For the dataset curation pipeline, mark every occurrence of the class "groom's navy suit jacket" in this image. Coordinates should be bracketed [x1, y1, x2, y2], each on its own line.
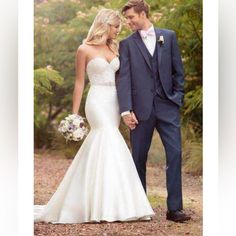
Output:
[117, 28, 184, 121]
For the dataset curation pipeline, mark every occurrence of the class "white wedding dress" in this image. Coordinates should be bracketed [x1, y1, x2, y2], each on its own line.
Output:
[34, 57, 155, 224]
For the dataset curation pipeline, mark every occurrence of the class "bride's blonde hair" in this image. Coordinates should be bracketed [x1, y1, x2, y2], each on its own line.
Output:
[84, 9, 121, 55]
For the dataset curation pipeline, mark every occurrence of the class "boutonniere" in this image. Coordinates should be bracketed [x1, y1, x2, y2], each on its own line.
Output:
[157, 35, 164, 45]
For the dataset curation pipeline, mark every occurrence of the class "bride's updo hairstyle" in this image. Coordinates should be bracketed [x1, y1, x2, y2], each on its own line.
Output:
[84, 9, 121, 55]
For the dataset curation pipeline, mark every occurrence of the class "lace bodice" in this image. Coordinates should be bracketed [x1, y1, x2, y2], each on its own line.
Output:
[86, 57, 120, 86]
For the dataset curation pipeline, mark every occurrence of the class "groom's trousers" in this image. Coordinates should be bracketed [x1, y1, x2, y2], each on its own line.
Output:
[130, 94, 183, 211]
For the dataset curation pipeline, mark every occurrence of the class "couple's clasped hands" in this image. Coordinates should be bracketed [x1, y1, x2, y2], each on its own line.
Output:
[123, 112, 139, 130]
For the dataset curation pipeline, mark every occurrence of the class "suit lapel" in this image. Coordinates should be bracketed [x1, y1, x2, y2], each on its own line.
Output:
[155, 28, 162, 67]
[133, 32, 152, 70]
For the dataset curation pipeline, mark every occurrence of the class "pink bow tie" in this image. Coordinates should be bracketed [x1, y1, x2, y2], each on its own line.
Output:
[139, 28, 155, 39]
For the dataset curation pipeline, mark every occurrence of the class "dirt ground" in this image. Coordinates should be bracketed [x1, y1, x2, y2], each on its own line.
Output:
[34, 151, 202, 236]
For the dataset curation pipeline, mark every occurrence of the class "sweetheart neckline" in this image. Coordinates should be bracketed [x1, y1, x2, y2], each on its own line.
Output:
[86, 57, 118, 70]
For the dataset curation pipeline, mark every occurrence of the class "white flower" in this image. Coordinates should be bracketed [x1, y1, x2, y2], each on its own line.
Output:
[69, 114, 77, 119]
[73, 118, 82, 126]
[73, 129, 83, 139]
[58, 127, 63, 132]
[64, 121, 70, 128]
[62, 126, 68, 132]
[158, 35, 164, 45]
[46, 65, 53, 70]
[58, 114, 89, 141]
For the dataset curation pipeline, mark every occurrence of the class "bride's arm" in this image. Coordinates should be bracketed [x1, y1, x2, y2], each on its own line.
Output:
[72, 46, 86, 114]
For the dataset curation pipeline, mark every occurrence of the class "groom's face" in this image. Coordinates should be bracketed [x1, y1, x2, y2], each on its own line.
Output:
[124, 8, 146, 31]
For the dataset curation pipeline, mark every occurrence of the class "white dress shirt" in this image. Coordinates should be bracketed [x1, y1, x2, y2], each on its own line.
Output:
[139, 24, 156, 56]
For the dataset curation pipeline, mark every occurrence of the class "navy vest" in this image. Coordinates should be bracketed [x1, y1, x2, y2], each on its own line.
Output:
[147, 43, 167, 99]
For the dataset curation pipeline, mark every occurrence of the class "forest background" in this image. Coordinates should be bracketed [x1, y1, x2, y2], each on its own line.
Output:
[34, 0, 202, 176]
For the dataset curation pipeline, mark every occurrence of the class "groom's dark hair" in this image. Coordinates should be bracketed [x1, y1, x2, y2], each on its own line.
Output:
[122, 0, 150, 18]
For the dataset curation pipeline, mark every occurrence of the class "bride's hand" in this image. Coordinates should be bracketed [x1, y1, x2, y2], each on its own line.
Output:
[131, 112, 138, 125]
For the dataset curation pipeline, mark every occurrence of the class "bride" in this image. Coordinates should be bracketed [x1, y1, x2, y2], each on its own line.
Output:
[34, 8, 155, 224]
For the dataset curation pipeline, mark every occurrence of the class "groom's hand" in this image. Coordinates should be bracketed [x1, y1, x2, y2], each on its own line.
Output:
[122, 114, 136, 130]
[122, 113, 138, 130]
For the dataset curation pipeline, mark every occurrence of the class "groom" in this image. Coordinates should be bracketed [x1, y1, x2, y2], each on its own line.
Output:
[117, 0, 191, 223]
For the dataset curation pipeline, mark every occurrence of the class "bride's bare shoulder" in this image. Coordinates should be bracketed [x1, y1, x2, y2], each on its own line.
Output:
[77, 44, 87, 53]
[76, 44, 90, 60]
[77, 44, 94, 58]
[78, 43, 94, 52]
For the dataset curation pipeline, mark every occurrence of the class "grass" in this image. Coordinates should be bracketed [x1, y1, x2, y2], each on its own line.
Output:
[147, 128, 202, 176]
[148, 194, 166, 207]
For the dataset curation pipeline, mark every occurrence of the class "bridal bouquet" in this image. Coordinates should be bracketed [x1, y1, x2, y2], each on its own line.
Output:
[58, 114, 89, 142]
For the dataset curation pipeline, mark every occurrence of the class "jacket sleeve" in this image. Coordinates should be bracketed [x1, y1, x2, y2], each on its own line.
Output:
[117, 40, 133, 114]
[171, 31, 185, 100]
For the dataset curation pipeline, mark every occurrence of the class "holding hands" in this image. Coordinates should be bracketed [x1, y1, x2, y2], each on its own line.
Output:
[122, 112, 138, 130]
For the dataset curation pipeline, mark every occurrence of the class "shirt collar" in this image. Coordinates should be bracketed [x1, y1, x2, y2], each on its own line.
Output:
[139, 24, 154, 33]
[139, 24, 155, 38]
